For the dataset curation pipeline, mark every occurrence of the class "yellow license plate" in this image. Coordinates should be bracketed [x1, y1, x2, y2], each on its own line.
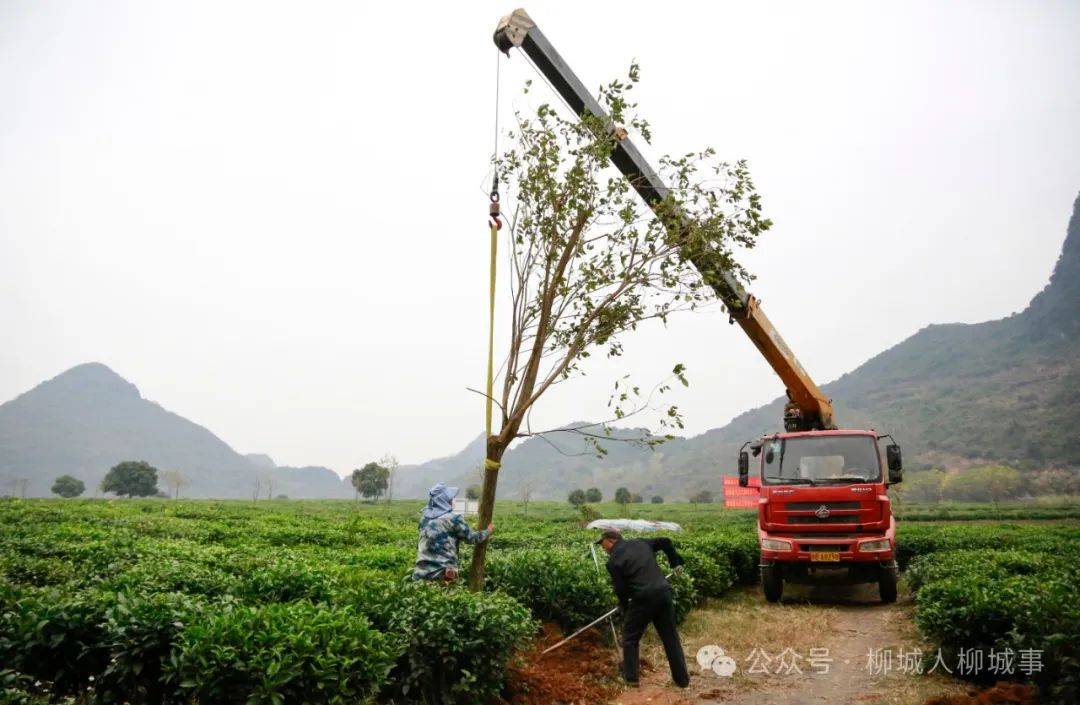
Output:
[810, 551, 840, 562]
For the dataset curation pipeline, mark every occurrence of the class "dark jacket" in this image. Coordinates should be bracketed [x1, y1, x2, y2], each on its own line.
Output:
[605, 537, 684, 611]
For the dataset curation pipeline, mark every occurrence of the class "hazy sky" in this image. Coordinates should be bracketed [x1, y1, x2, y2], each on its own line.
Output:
[2, 1, 1078, 475]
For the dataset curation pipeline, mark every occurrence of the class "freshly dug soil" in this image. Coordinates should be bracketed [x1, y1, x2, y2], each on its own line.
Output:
[503, 623, 623, 705]
[922, 681, 1037, 705]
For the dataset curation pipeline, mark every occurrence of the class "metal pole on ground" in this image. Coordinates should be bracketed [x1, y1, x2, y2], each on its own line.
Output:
[590, 544, 621, 653]
[541, 606, 621, 655]
[541, 569, 674, 656]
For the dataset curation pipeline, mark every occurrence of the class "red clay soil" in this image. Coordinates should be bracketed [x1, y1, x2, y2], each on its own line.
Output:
[922, 681, 1037, 705]
[503, 623, 623, 705]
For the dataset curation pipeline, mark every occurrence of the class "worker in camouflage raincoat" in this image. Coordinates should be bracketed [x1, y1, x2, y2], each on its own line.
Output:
[412, 482, 494, 582]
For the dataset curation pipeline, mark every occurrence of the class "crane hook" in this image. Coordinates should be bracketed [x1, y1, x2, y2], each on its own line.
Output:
[489, 174, 502, 230]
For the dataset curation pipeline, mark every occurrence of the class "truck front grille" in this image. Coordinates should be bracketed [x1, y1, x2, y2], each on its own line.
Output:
[785, 501, 860, 511]
[788, 516, 858, 525]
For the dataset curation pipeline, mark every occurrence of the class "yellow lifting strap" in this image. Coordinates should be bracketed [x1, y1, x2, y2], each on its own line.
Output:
[485, 48, 503, 474]
[486, 181, 501, 470]
[485, 218, 498, 440]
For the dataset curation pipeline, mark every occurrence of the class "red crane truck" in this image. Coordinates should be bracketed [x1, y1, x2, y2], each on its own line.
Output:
[493, 9, 905, 604]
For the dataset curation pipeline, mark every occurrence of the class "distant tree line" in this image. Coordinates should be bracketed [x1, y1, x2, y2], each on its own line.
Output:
[898, 465, 1079, 503]
[567, 487, 665, 506]
[567, 487, 603, 505]
[45, 461, 196, 500]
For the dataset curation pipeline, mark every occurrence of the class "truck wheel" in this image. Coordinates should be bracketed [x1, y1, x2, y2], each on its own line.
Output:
[878, 566, 898, 603]
[761, 565, 783, 603]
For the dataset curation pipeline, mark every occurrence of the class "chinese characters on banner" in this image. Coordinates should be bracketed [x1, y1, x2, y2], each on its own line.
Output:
[722, 474, 760, 509]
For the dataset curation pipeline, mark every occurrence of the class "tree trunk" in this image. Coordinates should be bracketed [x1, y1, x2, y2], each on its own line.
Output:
[467, 435, 508, 591]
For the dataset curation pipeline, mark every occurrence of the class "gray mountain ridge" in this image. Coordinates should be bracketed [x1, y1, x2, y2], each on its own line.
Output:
[0, 363, 352, 499]
[393, 190, 1080, 499]
[3, 192, 1077, 499]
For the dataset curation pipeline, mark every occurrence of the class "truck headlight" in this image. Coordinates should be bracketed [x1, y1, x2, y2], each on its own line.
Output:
[859, 538, 891, 552]
[760, 538, 792, 551]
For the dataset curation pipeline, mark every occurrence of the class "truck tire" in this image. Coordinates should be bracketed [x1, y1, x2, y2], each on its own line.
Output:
[761, 565, 783, 603]
[878, 565, 898, 603]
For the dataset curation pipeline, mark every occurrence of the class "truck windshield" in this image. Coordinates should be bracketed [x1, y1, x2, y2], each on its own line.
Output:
[762, 435, 881, 485]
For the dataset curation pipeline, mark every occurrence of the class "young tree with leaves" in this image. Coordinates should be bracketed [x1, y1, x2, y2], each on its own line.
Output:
[102, 461, 159, 498]
[51, 475, 85, 498]
[352, 462, 389, 502]
[467, 67, 769, 589]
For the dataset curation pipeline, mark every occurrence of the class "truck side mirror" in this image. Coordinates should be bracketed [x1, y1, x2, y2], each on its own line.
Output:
[886, 444, 902, 484]
[738, 451, 749, 487]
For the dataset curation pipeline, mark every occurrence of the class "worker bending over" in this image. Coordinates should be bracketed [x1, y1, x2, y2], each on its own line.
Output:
[598, 528, 690, 688]
[412, 482, 493, 582]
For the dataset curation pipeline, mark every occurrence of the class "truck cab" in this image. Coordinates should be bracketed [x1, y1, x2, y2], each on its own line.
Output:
[739, 430, 903, 603]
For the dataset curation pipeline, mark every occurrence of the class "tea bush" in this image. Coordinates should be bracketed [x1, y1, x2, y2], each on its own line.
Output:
[101, 558, 240, 597]
[0, 555, 77, 588]
[98, 591, 206, 704]
[383, 582, 535, 705]
[667, 568, 698, 623]
[895, 522, 1080, 569]
[679, 547, 735, 598]
[905, 549, 1064, 592]
[238, 560, 339, 603]
[485, 548, 614, 630]
[333, 578, 538, 704]
[166, 601, 400, 705]
[910, 548, 1079, 703]
[0, 669, 53, 705]
[0, 586, 111, 697]
[683, 531, 759, 585]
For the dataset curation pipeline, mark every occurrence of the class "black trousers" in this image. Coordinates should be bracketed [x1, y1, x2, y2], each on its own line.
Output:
[621, 586, 690, 687]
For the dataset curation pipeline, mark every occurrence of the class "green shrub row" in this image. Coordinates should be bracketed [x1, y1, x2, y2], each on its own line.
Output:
[3, 498, 1076, 704]
[682, 530, 760, 586]
[0, 579, 534, 705]
[483, 542, 713, 632]
[485, 549, 616, 630]
[895, 522, 1080, 569]
[166, 600, 399, 705]
[909, 548, 1079, 704]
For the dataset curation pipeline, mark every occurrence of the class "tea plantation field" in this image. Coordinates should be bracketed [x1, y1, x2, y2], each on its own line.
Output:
[1, 498, 1076, 704]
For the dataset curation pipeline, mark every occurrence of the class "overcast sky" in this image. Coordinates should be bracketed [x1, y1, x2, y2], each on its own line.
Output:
[2, 1, 1078, 474]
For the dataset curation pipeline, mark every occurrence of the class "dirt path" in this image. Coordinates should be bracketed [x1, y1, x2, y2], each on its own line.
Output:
[611, 584, 967, 705]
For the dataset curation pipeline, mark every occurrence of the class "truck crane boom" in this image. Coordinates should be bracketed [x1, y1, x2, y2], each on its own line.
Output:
[494, 8, 835, 432]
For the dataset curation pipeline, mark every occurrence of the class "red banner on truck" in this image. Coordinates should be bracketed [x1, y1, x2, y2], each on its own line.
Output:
[722, 474, 760, 509]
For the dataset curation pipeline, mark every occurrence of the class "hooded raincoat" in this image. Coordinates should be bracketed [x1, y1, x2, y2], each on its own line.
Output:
[412, 482, 491, 581]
